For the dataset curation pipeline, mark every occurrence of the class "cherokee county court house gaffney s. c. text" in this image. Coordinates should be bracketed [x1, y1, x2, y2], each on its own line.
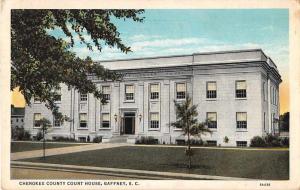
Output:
[24, 49, 281, 147]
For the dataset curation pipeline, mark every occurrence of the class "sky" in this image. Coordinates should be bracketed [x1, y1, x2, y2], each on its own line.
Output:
[12, 9, 289, 113]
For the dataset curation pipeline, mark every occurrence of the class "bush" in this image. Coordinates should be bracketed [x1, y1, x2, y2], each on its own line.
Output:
[264, 134, 281, 147]
[53, 136, 76, 142]
[135, 136, 158, 144]
[36, 131, 43, 141]
[190, 139, 204, 146]
[250, 136, 267, 147]
[11, 127, 31, 141]
[280, 137, 289, 147]
[93, 136, 102, 143]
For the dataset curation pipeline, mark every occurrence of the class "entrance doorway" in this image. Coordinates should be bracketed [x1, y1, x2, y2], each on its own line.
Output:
[121, 112, 135, 135]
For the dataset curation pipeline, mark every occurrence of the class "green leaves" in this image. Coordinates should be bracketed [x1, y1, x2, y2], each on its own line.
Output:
[11, 9, 144, 117]
[171, 95, 212, 137]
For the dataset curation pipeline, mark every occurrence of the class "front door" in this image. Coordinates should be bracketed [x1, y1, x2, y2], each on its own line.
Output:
[123, 112, 135, 135]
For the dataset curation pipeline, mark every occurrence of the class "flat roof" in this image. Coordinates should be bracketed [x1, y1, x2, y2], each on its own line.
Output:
[95, 49, 277, 71]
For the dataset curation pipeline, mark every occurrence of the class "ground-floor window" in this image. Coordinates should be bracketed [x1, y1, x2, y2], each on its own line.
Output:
[236, 141, 247, 147]
[101, 113, 110, 128]
[236, 112, 247, 129]
[79, 113, 87, 128]
[54, 113, 61, 127]
[33, 113, 41, 128]
[206, 140, 217, 146]
[207, 112, 217, 129]
[78, 137, 87, 142]
[150, 113, 159, 129]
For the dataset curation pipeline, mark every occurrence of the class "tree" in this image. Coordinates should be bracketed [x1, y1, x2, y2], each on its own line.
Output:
[36, 118, 52, 159]
[171, 95, 212, 169]
[279, 112, 289, 132]
[11, 9, 144, 120]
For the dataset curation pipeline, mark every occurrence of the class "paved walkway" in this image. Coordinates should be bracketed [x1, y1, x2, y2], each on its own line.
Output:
[11, 143, 130, 160]
[11, 161, 252, 180]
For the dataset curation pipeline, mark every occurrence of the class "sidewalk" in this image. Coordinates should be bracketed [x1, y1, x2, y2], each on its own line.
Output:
[11, 143, 130, 160]
[11, 161, 252, 180]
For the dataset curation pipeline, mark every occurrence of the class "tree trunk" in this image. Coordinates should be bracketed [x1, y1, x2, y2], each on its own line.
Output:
[43, 128, 45, 160]
[187, 126, 191, 169]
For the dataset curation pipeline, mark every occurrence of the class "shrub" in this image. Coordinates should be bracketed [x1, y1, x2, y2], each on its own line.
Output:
[11, 127, 31, 141]
[36, 131, 43, 141]
[53, 136, 76, 142]
[93, 136, 102, 143]
[264, 134, 281, 147]
[250, 136, 267, 147]
[135, 136, 158, 144]
[190, 139, 203, 146]
[280, 137, 289, 147]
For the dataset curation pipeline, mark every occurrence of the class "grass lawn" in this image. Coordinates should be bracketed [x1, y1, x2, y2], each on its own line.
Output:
[21, 146, 289, 180]
[11, 142, 87, 153]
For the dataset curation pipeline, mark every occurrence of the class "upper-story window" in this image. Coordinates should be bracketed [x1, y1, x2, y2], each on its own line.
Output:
[101, 113, 110, 128]
[79, 113, 87, 128]
[80, 93, 88, 102]
[33, 113, 41, 128]
[125, 85, 134, 101]
[54, 90, 61, 102]
[102, 86, 111, 101]
[34, 97, 41, 103]
[150, 84, 159, 100]
[236, 112, 247, 129]
[235, 80, 247, 98]
[150, 113, 159, 129]
[206, 82, 217, 99]
[207, 112, 217, 129]
[176, 83, 186, 99]
[54, 113, 61, 127]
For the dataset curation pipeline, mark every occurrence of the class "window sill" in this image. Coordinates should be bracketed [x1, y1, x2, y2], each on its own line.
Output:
[175, 99, 185, 102]
[208, 128, 217, 131]
[34, 102, 41, 104]
[99, 128, 112, 130]
[235, 98, 247, 100]
[124, 100, 135, 103]
[148, 128, 160, 131]
[149, 99, 159, 102]
[206, 98, 217, 101]
[77, 128, 88, 130]
[53, 127, 62, 129]
[236, 130, 248, 132]
[33, 127, 41, 129]
[173, 128, 183, 131]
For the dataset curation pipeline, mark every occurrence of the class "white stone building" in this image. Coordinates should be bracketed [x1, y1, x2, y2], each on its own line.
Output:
[24, 49, 281, 146]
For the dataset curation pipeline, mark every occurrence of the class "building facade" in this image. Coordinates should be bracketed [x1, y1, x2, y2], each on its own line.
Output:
[24, 49, 281, 146]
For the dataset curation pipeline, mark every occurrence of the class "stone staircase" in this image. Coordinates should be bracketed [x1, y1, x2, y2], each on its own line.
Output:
[106, 135, 137, 144]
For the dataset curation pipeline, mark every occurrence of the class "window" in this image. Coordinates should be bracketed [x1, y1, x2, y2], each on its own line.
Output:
[207, 112, 217, 128]
[80, 93, 88, 102]
[236, 141, 247, 147]
[16, 118, 18, 122]
[236, 112, 247, 129]
[150, 113, 159, 129]
[34, 113, 41, 128]
[263, 82, 266, 101]
[54, 114, 61, 127]
[21, 119, 23, 122]
[54, 94, 61, 102]
[125, 85, 134, 101]
[206, 140, 217, 146]
[176, 83, 186, 99]
[235, 81, 247, 98]
[79, 113, 87, 128]
[101, 113, 110, 128]
[206, 82, 217, 99]
[78, 137, 87, 142]
[34, 97, 41, 103]
[150, 84, 159, 100]
[102, 86, 111, 101]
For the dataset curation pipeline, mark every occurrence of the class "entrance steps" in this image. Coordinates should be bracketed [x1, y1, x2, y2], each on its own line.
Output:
[107, 135, 137, 144]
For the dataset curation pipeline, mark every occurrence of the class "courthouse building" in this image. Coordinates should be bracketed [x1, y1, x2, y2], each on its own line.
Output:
[24, 49, 281, 147]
